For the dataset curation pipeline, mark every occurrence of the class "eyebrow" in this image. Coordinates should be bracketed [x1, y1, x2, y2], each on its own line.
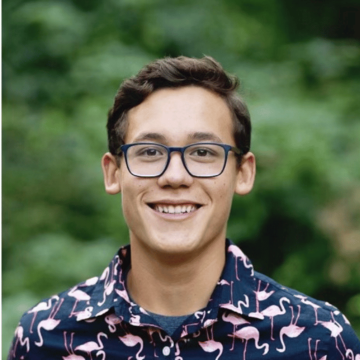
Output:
[132, 131, 223, 144]
[188, 132, 223, 143]
[133, 132, 167, 142]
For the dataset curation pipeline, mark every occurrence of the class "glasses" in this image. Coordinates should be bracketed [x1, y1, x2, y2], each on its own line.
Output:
[118, 142, 242, 178]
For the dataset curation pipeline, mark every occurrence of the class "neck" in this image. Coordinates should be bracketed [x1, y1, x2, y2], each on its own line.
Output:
[126, 238, 226, 316]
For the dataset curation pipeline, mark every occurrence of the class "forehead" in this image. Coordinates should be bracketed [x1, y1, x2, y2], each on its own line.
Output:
[125, 86, 235, 145]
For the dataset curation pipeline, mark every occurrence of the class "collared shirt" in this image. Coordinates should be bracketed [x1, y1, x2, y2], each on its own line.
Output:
[8, 239, 360, 360]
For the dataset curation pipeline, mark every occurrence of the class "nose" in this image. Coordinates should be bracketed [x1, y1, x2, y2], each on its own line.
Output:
[157, 152, 194, 188]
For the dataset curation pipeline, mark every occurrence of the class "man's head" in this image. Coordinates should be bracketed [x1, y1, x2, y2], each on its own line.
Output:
[106, 56, 251, 165]
[102, 56, 255, 259]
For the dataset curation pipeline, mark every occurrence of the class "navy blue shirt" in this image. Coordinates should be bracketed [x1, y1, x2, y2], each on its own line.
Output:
[8, 240, 360, 359]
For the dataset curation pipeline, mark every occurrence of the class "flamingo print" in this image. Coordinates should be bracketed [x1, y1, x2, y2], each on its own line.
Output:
[105, 314, 123, 333]
[199, 340, 223, 360]
[118, 334, 145, 360]
[276, 305, 305, 352]
[295, 295, 321, 325]
[28, 295, 59, 333]
[198, 323, 223, 360]
[115, 288, 131, 304]
[308, 337, 321, 360]
[181, 322, 199, 337]
[75, 332, 108, 360]
[81, 276, 99, 287]
[261, 297, 291, 340]
[228, 245, 254, 279]
[63, 331, 85, 360]
[230, 326, 269, 360]
[222, 312, 250, 350]
[254, 280, 274, 313]
[221, 284, 250, 315]
[11, 325, 30, 357]
[346, 349, 360, 360]
[35, 298, 63, 347]
[68, 287, 91, 317]
[318, 312, 346, 359]
[76, 306, 93, 321]
[96, 350, 106, 360]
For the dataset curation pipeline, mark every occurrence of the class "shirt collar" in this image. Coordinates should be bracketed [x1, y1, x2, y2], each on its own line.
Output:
[77, 239, 263, 322]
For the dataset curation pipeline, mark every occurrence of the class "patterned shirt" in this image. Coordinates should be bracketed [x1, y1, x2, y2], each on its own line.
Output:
[8, 239, 360, 360]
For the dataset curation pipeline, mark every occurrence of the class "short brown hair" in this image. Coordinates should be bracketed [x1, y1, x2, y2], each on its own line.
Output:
[107, 56, 251, 162]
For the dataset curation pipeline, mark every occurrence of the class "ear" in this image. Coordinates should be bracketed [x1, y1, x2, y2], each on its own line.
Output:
[101, 153, 121, 194]
[234, 152, 256, 196]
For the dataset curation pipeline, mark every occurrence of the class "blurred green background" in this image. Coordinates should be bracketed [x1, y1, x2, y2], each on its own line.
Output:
[3, 0, 360, 354]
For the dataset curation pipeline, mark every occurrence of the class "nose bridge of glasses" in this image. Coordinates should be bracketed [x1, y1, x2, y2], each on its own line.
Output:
[167, 146, 186, 165]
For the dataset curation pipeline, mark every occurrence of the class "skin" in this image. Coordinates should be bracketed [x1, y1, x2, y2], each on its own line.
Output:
[102, 86, 256, 315]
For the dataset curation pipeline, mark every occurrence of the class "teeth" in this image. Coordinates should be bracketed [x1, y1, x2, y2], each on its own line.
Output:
[154, 204, 197, 214]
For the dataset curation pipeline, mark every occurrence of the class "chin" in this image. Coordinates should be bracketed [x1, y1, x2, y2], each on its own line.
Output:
[147, 231, 210, 257]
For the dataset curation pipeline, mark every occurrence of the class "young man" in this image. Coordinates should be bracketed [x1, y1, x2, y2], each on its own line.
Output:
[9, 56, 360, 359]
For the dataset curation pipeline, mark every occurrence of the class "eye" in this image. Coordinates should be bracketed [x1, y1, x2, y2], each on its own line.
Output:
[142, 148, 161, 156]
[193, 149, 212, 157]
[133, 144, 166, 158]
[189, 146, 217, 157]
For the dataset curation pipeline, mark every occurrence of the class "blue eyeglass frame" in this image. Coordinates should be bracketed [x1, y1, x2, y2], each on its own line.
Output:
[118, 142, 242, 178]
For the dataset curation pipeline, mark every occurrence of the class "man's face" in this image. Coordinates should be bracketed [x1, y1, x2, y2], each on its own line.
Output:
[103, 86, 255, 258]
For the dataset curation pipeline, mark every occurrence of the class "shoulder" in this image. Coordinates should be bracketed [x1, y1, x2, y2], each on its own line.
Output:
[253, 271, 360, 358]
[8, 275, 100, 360]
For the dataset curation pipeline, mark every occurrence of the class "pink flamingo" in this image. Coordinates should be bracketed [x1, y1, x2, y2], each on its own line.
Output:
[118, 334, 145, 360]
[255, 281, 275, 301]
[98, 279, 116, 306]
[28, 295, 59, 333]
[318, 312, 346, 359]
[276, 305, 305, 352]
[96, 350, 106, 360]
[222, 312, 250, 350]
[115, 288, 132, 304]
[308, 337, 321, 360]
[81, 277, 99, 287]
[11, 325, 30, 357]
[199, 340, 223, 360]
[198, 322, 223, 359]
[218, 279, 230, 286]
[76, 306, 93, 321]
[105, 314, 123, 333]
[261, 297, 290, 340]
[35, 319, 61, 347]
[35, 298, 63, 347]
[254, 280, 274, 313]
[181, 322, 199, 337]
[68, 287, 91, 317]
[230, 326, 269, 360]
[295, 295, 321, 324]
[221, 293, 250, 315]
[228, 245, 253, 279]
[63, 331, 85, 360]
[75, 332, 108, 360]
[346, 349, 360, 360]
[195, 310, 206, 321]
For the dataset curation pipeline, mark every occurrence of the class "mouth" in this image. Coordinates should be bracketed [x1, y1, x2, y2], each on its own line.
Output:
[148, 203, 202, 214]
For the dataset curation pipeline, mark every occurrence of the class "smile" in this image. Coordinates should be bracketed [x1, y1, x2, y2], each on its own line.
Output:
[148, 203, 201, 214]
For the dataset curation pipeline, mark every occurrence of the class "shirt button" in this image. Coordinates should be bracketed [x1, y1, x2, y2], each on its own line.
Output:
[162, 346, 171, 356]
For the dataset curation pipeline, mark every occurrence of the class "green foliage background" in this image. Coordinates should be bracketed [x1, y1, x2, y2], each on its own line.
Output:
[3, 0, 360, 354]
